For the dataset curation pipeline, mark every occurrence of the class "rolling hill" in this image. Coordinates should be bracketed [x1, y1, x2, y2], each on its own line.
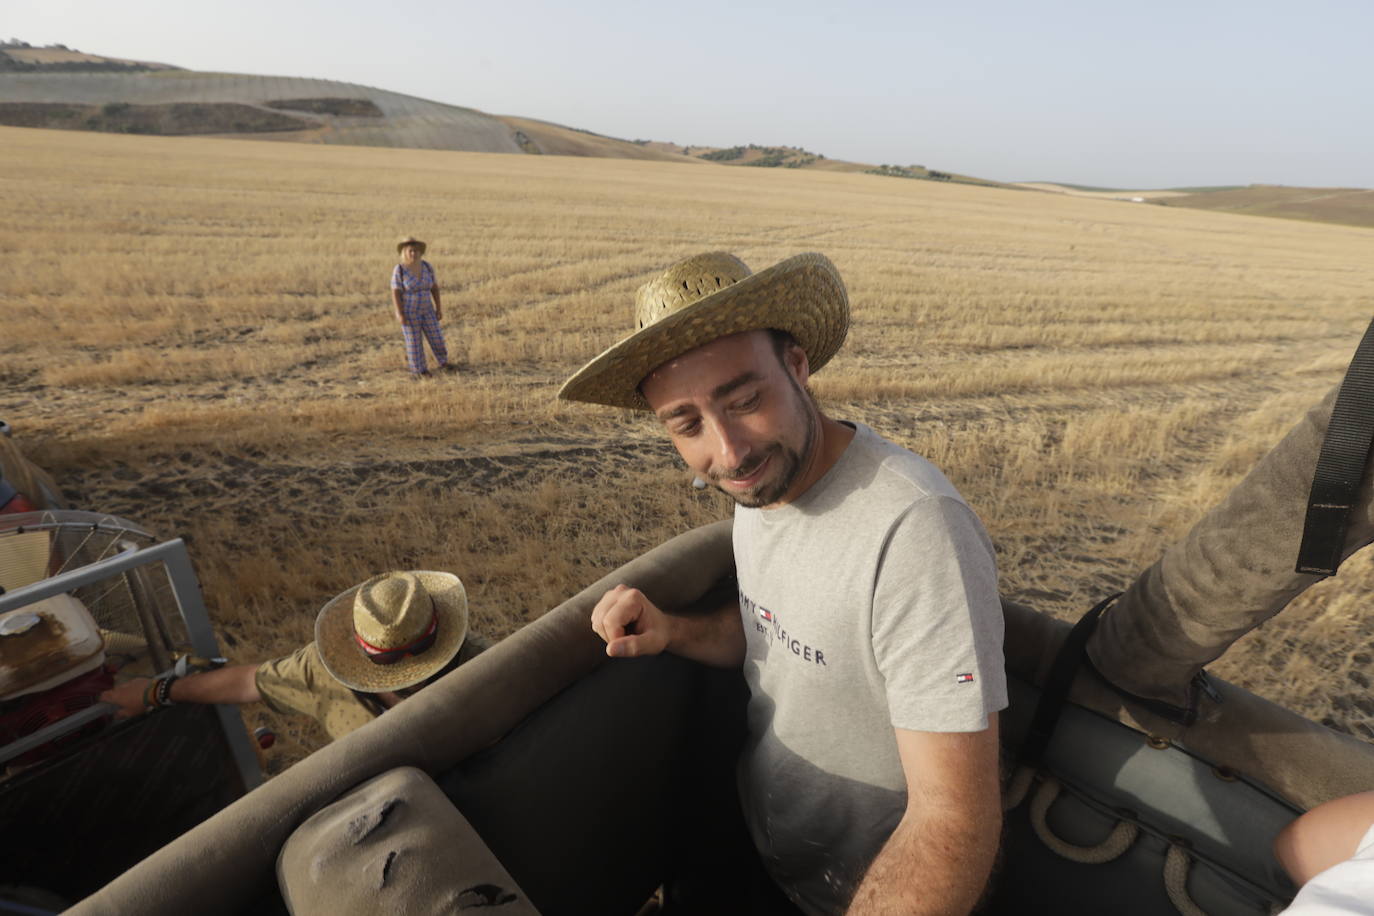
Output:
[1155, 185, 1374, 231]
[0, 41, 982, 182]
[1022, 182, 1374, 231]
[0, 69, 532, 154]
[11, 40, 1370, 229]
[0, 42, 180, 72]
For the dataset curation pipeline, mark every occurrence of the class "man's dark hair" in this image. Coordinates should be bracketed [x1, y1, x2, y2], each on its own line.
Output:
[766, 328, 801, 367]
[767, 328, 820, 405]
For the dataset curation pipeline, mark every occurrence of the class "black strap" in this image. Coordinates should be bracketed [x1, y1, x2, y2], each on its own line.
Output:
[1018, 594, 1117, 768]
[1296, 317, 1374, 576]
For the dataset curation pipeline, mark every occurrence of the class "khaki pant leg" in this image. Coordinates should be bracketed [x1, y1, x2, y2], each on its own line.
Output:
[1088, 384, 1374, 706]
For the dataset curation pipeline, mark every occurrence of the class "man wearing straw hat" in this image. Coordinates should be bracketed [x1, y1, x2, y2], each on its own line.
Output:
[101, 571, 485, 741]
[561, 252, 1007, 915]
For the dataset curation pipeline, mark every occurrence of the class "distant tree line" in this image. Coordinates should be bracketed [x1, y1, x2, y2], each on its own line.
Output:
[701, 146, 747, 161]
[865, 164, 953, 181]
[699, 143, 825, 168]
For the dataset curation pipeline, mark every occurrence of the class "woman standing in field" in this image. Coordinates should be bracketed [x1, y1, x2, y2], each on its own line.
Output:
[391, 236, 453, 378]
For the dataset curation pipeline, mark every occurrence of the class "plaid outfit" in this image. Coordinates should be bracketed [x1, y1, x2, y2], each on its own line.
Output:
[391, 260, 448, 374]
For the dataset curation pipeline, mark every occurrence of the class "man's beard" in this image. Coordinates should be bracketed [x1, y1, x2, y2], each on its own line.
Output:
[709, 381, 819, 508]
[711, 442, 804, 508]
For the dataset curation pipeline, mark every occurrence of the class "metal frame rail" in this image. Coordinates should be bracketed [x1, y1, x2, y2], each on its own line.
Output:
[0, 537, 262, 789]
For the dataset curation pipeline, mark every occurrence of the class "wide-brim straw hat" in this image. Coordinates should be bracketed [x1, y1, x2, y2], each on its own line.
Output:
[315, 571, 468, 692]
[396, 236, 427, 255]
[558, 251, 849, 410]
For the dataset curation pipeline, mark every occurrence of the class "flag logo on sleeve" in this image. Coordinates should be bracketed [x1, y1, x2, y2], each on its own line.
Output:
[955, 672, 975, 684]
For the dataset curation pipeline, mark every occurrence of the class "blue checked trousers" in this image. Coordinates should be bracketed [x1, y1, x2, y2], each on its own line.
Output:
[400, 301, 448, 374]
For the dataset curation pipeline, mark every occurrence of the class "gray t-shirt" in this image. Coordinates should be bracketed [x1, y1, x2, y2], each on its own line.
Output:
[734, 423, 1007, 914]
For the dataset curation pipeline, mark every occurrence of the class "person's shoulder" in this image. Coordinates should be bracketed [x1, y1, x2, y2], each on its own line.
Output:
[848, 424, 962, 504]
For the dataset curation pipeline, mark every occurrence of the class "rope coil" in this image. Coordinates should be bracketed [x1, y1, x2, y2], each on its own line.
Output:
[1003, 765, 1036, 811]
[1028, 776, 1139, 865]
[1014, 772, 1219, 916]
[1164, 844, 1209, 916]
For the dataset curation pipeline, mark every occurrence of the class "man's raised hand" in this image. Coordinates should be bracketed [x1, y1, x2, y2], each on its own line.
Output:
[590, 584, 672, 658]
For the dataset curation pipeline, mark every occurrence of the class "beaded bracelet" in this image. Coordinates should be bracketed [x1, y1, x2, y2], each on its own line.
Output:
[155, 675, 179, 708]
[142, 678, 160, 711]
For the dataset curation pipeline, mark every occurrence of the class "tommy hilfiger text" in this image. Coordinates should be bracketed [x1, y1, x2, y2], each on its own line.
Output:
[740, 591, 828, 666]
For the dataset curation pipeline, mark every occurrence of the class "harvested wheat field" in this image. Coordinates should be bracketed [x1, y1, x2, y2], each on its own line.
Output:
[3, 125, 1373, 769]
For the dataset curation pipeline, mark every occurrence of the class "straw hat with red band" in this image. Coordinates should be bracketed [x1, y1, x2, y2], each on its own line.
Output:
[558, 251, 849, 411]
[315, 571, 468, 692]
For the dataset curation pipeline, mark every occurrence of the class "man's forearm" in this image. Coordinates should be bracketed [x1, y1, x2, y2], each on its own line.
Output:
[170, 664, 263, 706]
[668, 600, 745, 668]
[846, 803, 1000, 915]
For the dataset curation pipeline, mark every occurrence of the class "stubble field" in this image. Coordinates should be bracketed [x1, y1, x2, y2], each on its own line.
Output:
[3, 125, 1373, 766]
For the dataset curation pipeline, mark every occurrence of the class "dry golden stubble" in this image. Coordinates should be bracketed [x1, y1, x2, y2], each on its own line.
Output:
[3, 126, 1374, 757]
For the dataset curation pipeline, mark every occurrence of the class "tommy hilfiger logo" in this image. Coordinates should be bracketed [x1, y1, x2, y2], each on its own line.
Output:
[739, 591, 827, 667]
[955, 673, 975, 684]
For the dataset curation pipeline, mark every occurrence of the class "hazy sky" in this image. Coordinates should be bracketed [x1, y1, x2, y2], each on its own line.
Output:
[7, 0, 1373, 188]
